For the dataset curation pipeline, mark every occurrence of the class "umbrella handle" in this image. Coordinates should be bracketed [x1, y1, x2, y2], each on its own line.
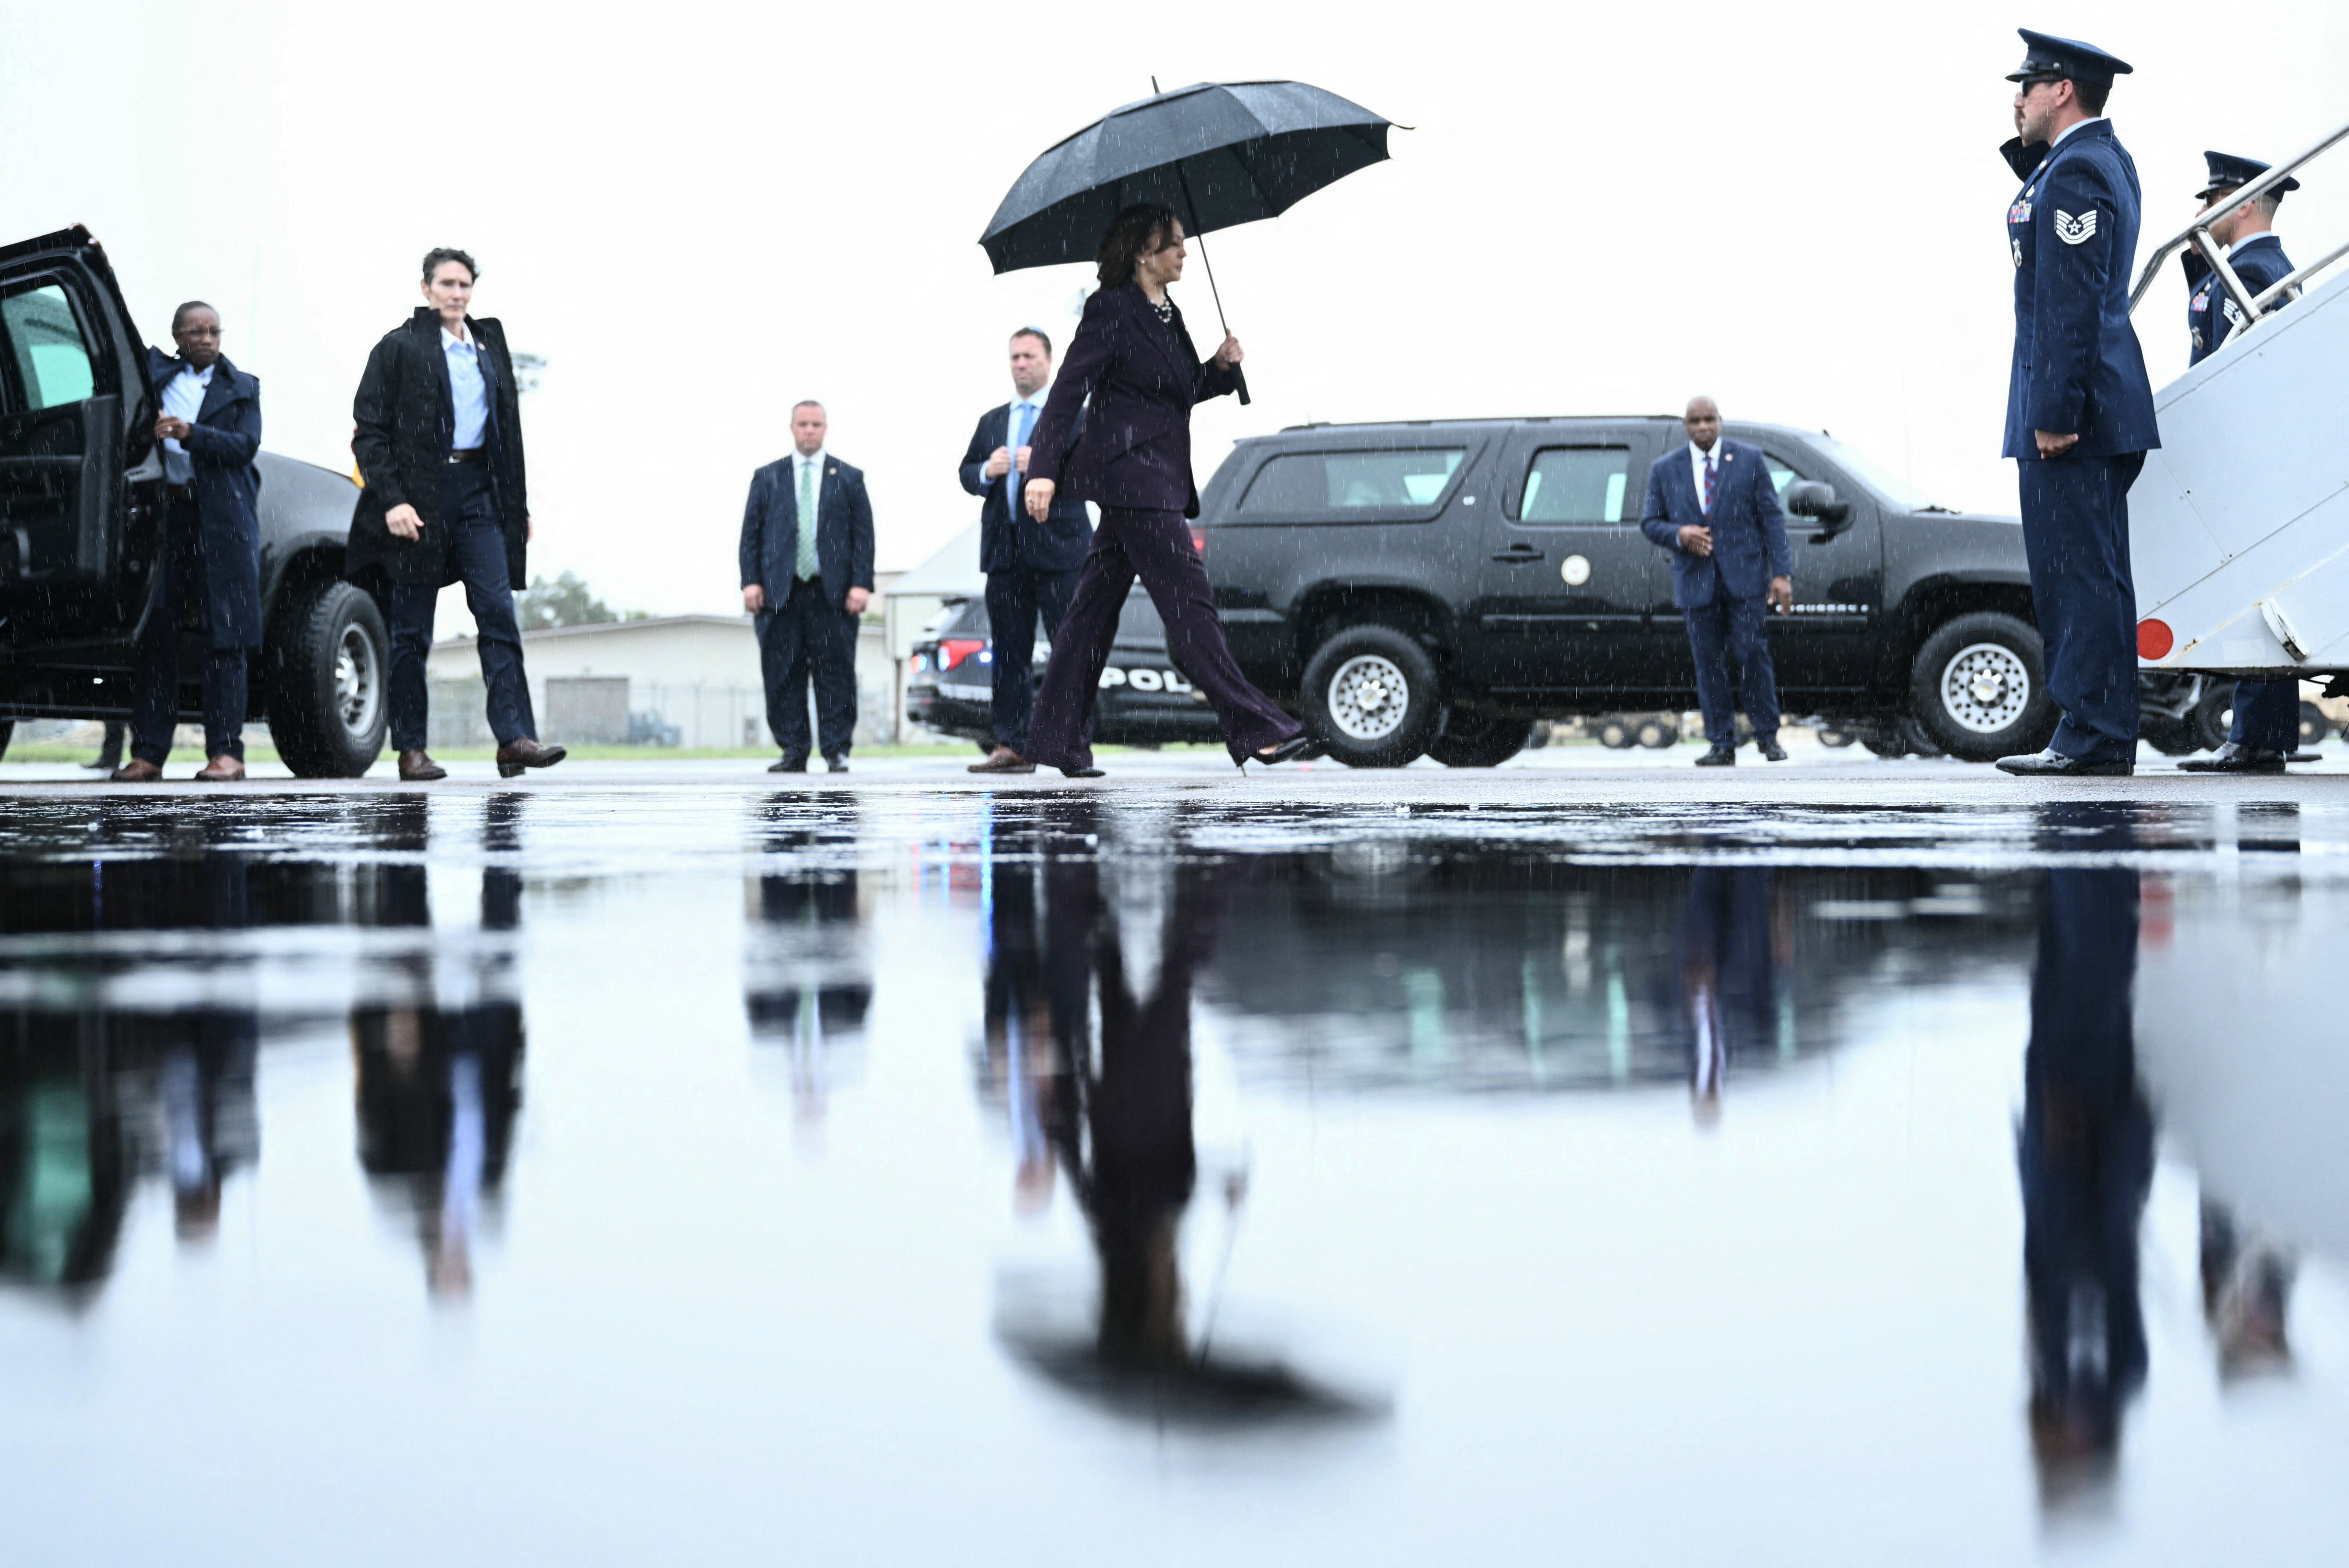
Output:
[1230, 363, 1252, 406]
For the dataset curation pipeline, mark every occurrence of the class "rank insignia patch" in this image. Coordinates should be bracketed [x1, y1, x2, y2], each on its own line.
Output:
[2055, 209, 2098, 246]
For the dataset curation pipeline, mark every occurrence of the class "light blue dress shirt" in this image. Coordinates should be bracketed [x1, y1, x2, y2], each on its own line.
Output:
[444, 325, 489, 451]
[1005, 395, 1040, 510]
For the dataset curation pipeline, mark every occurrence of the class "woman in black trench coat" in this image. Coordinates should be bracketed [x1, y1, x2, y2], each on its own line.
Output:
[1020, 204, 1313, 778]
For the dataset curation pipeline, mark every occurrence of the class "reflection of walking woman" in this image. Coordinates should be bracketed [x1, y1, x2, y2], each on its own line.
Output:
[1020, 204, 1313, 777]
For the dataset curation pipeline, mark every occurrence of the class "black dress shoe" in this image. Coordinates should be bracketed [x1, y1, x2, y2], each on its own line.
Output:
[1758, 737, 1789, 762]
[1059, 766, 1106, 779]
[1995, 748, 2134, 777]
[2288, 750, 2324, 765]
[1248, 733, 1323, 768]
[2178, 741, 2287, 773]
[824, 755, 849, 774]
[769, 756, 807, 773]
[1695, 745, 1736, 766]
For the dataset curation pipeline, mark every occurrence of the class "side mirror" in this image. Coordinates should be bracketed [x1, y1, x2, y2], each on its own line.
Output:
[1784, 480, 1852, 531]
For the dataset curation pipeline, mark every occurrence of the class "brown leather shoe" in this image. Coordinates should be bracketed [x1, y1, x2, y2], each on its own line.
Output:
[968, 745, 1036, 774]
[495, 737, 567, 778]
[109, 758, 164, 783]
[193, 754, 246, 781]
[399, 749, 448, 782]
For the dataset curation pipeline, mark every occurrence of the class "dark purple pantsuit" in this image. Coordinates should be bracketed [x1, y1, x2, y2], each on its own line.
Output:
[1019, 280, 1302, 773]
[1025, 508, 1299, 770]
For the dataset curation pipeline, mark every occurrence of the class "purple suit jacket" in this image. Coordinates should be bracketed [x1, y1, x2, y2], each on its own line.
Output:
[1024, 281, 1237, 519]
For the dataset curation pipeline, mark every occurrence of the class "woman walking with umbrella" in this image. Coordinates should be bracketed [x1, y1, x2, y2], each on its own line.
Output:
[1019, 203, 1313, 777]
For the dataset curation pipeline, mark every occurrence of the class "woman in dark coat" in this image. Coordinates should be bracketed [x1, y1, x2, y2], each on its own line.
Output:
[113, 302, 263, 782]
[347, 247, 562, 781]
[1020, 204, 1311, 777]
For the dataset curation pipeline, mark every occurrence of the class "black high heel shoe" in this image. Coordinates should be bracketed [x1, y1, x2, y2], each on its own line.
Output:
[1245, 733, 1322, 769]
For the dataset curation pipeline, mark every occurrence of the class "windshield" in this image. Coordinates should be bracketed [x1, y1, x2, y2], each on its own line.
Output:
[1801, 433, 1940, 513]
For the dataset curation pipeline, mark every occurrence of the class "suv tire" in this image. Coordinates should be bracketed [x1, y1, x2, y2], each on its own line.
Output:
[2192, 680, 2235, 752]
[1908, 612, 2058, 761]
[1428, 709, 1534, 768]
[1301, 624, 1441, 768]
[267, 580, 390, 778]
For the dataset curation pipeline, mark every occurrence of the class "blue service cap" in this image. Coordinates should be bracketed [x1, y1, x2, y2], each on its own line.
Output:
[2006, 29, 2134, 90]
[2199, 150, 2299, 200]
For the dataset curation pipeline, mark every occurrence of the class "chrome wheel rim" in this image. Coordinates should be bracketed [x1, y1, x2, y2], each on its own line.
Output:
[1940, 642, 2029, 734]
[336, 622, 382, 738]
[1326, 654, 1411, 741]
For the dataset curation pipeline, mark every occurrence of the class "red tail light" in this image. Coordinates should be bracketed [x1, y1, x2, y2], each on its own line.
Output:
[939, 638, 987, 671]
[2136, 619, 2174, 660]
[1189, 527, 1207, 556]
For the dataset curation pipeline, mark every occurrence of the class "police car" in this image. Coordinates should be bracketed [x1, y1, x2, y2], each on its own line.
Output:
[904, 587, 1222, 748]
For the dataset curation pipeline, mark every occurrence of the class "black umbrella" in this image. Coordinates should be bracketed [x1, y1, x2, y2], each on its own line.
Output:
[981, 79, 1402, 404]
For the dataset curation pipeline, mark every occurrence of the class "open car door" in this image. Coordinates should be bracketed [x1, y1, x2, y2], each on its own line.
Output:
[0, 226, 160, 640]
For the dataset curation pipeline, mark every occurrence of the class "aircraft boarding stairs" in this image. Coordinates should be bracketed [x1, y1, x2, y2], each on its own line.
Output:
[2130, 116, 2349, 676]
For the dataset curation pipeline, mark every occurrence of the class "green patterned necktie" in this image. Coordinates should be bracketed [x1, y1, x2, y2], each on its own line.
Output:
[795, 457, 819, 580]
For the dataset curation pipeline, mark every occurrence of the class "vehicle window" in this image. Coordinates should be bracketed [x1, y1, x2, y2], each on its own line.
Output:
[1520, 447, 1631, 523]
[1807, 432, 1936, 512]
[0, 283, 97, 410]
[1239, 449, 1466, 512]
[1761, 451, 1810, 498]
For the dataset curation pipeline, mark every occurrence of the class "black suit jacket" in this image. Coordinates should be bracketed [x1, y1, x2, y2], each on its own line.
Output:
[1025, 282, 1237, 519]
[959, 400, 1090, 573]
[738, 452, 875, 611]
[345, 307, 529, 591]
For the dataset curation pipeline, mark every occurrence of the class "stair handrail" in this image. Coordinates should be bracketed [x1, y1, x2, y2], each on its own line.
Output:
[2127, 115, 2349, 331]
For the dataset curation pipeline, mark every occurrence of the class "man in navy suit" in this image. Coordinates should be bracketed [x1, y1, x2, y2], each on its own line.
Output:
[113, 302, 263, 782]
[2176, 152, 2302, 773]
[738, 401, 875, 773]
[1640, 396, 1794, 766]
[1994, 30, 2161, 777]
[958, 328, 1092, 774]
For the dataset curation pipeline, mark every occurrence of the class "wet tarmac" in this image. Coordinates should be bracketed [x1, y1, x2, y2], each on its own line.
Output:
[4, 761, 2348, 1563]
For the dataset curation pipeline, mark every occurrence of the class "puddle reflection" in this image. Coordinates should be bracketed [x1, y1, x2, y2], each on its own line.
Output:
[2, 790, 2346, 1553]
[1, 795, 531, 1304]
[744, 796, 871, 1137]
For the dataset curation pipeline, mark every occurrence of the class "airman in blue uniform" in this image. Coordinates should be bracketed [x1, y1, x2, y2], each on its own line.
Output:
[1993, 31, 2161, 778]
[2175, 152, 2305, 773]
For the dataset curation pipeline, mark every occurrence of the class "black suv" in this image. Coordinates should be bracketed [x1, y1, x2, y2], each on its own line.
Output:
[0, 228, 385, 774]
[1193, 416, 2066, 766]
[906, 587, 1222, 748]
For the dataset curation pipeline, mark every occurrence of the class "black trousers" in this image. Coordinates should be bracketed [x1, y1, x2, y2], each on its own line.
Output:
[1026, 507, 1299, 769]
[2018, 452, 2143, 762]
[985, 562, 1081, 754]
[1682, 592, 1782, 746]
[758, 577, 858, 761]
[130, 498, 248, 765]
[2229, 679, 2299, 752]
[385, 464, 536, 751]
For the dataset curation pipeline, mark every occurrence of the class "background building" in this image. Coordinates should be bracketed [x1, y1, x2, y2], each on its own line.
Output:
[425, 613, 898, 750]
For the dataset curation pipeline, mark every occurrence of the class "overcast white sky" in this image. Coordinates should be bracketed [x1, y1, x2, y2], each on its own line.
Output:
[6, 0, 2346, 628]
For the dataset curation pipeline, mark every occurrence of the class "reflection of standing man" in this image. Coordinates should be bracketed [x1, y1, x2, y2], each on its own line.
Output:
[740, 402, 874, 774]
[1993, 33, 2160, 777]
[961, 329, 1092, 774]
[1674, 867, 1784, 1116]
[1640, 397, 1794, 767]
[2020, 850, 2151, 1481]
[2176, 152, 2302, 773]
